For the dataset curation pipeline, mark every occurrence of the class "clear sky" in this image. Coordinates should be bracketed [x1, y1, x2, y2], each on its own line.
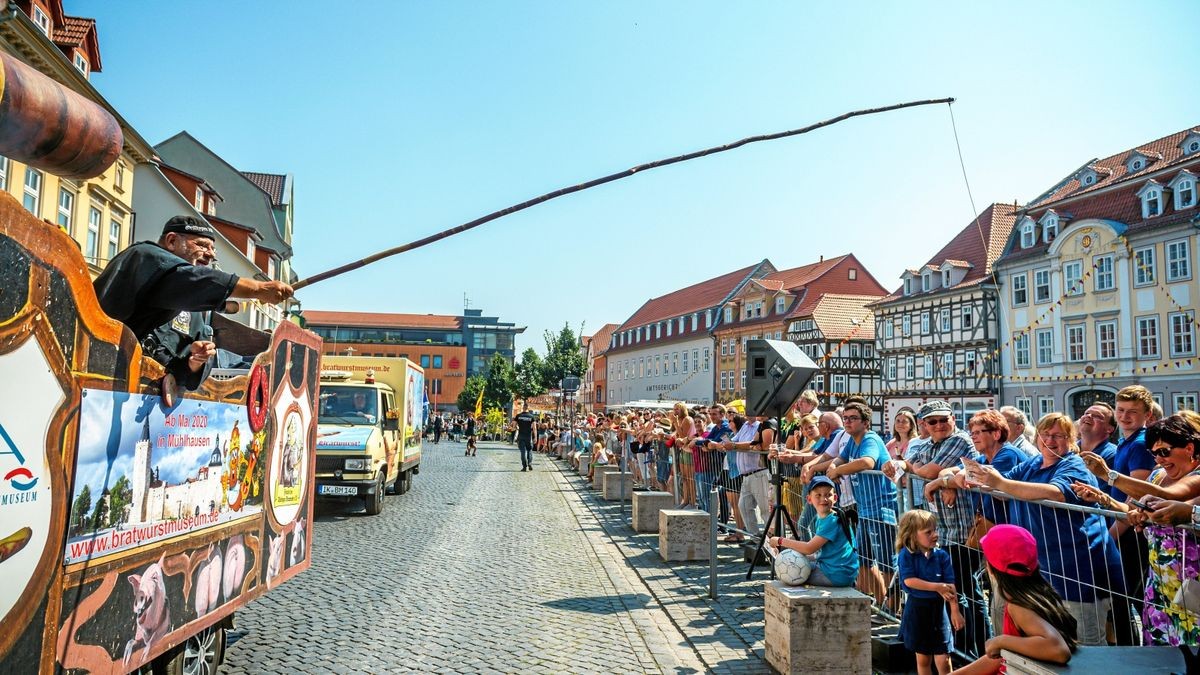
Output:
[80, 1, 1200, 355]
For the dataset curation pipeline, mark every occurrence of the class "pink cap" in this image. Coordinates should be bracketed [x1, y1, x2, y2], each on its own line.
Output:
[979, 524, 1039, 577]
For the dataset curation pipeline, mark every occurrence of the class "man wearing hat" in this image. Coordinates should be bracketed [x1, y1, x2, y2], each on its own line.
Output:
[93, 215, 294, 390]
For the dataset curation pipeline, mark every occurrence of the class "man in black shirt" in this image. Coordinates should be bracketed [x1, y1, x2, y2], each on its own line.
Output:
[465, 415, 478, 456]
[93, 216, 293, 390]
[514, 405, 536, 471]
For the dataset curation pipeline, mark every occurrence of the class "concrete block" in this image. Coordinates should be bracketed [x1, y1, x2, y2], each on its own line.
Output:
[658, 509, 710, 561]
[602, 472, 633, 500]
[1001, 646, 1185, 674]
[592, 465, 618, 490]
[633, 491, 675, 532]
[577, 457, 591, 476]
[764, 581, 871, 674]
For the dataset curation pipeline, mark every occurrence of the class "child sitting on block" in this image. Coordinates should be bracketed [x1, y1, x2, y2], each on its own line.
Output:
[768, 475, 859, 587]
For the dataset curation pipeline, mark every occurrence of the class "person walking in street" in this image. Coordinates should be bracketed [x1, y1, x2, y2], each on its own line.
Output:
[514, 405, 536, 471]
[465, 415, 478, 456]
[433, 413, 444, 444]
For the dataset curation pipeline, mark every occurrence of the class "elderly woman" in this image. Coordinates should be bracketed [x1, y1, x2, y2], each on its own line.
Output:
[966, 412, 1124, 647]
[1086, 414, 1200, 646]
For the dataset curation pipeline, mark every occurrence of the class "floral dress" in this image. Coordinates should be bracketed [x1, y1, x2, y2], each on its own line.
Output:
[1142, 468, 1200, 646]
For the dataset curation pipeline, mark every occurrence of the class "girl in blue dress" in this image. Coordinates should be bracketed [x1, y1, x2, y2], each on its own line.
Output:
[897, 509, 963, 674]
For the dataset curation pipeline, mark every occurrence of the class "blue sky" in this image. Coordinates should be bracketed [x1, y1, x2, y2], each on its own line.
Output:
[80, 1, 1200, 355]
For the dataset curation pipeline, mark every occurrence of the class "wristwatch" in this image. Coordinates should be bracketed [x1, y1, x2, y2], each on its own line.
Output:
[1191, 505, 1200, 526]
[942, 474, 951, 486]
[1107, 469, 1120, 484]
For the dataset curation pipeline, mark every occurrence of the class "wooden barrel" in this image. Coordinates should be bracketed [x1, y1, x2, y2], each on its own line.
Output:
[0, 51, 123, 179]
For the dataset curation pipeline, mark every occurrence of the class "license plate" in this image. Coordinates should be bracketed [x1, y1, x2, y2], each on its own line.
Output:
[319, 485, 357, 496]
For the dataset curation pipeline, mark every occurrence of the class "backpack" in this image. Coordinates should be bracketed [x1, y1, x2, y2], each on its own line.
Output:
[831, 505, 857, 545]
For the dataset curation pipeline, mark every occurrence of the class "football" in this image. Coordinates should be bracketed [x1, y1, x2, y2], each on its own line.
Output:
[775, 549, 812, 585]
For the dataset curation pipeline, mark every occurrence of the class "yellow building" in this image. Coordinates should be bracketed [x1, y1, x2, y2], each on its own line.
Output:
[0, 1, 155, 275]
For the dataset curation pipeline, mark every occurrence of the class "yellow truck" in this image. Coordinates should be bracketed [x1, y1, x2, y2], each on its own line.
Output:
[316, 356, 424, 514]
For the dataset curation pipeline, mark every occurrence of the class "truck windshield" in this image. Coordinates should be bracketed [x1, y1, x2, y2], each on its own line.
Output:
[319, 385, 378, 424]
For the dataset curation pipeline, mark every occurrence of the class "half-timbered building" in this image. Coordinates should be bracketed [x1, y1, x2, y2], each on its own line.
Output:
[872, 203, 1017, 429]
[787, 293, 886, 427]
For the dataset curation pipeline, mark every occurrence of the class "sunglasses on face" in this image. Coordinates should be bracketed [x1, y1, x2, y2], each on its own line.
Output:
[925, 418, 951, 426]
[1149, 445, 1176, 458]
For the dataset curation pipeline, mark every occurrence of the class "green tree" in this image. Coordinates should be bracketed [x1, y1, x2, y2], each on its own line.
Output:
[483, 353, 515, 411]
[511, 347, 547, 405]
[71, 484, 92, 531]
[540, 322, 587, 390]
[107, 475, 133, 527]
[457, 375, 486, 413]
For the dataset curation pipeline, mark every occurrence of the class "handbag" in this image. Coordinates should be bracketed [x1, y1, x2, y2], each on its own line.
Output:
[965, 512, 995, 550]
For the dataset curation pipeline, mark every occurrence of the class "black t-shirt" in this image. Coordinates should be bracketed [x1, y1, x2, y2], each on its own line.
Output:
[514, 412, 535, 441]
[466, 418, 476, 435]
[93, 241, 239, 341]
[753, 418, 779, 449]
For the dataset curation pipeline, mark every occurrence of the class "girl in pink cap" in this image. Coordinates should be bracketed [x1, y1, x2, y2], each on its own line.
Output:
[952, 524, 1077, 674]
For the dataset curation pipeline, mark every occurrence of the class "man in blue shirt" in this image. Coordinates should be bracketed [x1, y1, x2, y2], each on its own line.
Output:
[826, 401, 897, 605]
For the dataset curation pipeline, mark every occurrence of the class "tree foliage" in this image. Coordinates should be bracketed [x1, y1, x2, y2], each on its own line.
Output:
[512, 347, 547, 404]
[456, 375, 485, 413]
[71, 484, 92, 530]
[482, 353, 515, 411]
[540, 322, 587, 390]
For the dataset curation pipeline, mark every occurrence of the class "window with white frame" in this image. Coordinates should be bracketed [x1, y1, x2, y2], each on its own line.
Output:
[884, 320, 894, 339]
[1170, 312, 1196, 356]
[86, 206, 101, 261]
[1066, 324, 1086, 362]
[1016, 397, 1033, 418]
[23, 168, 42, 215]
[1034, 269, 1051, 303]
[1141, 185, 1162, 218]
[654, 356, 660, 376]
[1014, 333, 1030, 368]
[902, 315, 911, 337]
[1063, 260, 1084, 296]
[31, 5, 50, 35]
[1011, 273, 1028, 306]
[720, 339, 727, 356]
[940, 308, 951, 332]
[194, 187, 204, 211]
[1021, 222, 1035, 248]
[1039, 397, 1055, 418]
[666, 321, 673, 337]
[682, 350, 688, 373]
[1097, 321, 1117, 360]
[0, 156, 8, 191]
[740, 369, 746, 389]
[719, 371, 727, 390]
[73, 52, 89, 77]
[1094, 255, 1114, 291]
[905, 355, 915, 379]
[1137, 316, 1160, 359]
[703, 348, 710, 371]
[108, 216, 123, 261]
[1167, 240, 1192, 281]
[920, 312, 930, 334]
[849, 343, 860, 358]
[1134, 247, 1156, 286]
[56, 188, 74, 234]
[887, 357, 897, 380]
[672, 352, 678, 374]
[864, 343, 873, 358]
[1174, 174, 1196, 210]
[964, 350, 976, 374]
[812, 374, 824, 392]
[904, 278, 913, 296]
[832, 375, 847, 394]
[923, 355, 933, 379]
[942, 269, 952, 287]
[1042, 213, 1058, 242]
[922, 272, 931, 291]
[961, 305, 973, 330]
[1036, 329, 1053, 366]
[724, 306, 732, 323]
[943, 353, 954, 376]
[775, 297, 785, 314]
[1176, 393, 1199, 414]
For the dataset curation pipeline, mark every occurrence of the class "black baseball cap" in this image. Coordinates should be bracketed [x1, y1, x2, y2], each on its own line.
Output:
[162, 215, 217, 239]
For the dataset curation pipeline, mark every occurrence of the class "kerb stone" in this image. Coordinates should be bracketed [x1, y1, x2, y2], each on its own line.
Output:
[658, 509, 710, 561]
[592, 465, 619, 490]
[602, 471, 633, 500]
[632, 492, 675, 532]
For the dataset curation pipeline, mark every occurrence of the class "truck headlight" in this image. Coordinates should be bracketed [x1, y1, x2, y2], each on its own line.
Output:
[344, 458, 367, 471]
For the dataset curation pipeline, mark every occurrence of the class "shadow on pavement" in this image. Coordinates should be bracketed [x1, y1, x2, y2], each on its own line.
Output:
[540, 592, 654, 613]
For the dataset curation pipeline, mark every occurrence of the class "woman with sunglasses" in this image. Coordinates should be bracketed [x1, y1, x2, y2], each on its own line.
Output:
[1080, 414, 1200, 646]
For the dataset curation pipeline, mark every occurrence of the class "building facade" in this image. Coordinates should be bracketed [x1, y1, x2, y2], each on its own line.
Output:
[995, 127, 1200, 420]
[582, 323, 618, 413]
[1, 1, 155, 275]
[606, 261, 775, 407]
[788, 293, 885, 427]
[461, 308, 525, 376]
[875, 203, 1017, 429]
[709, 254, 887, 424]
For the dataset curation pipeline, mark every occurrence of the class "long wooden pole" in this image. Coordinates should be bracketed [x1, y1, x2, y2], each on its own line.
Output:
[293, 97, 954, 291]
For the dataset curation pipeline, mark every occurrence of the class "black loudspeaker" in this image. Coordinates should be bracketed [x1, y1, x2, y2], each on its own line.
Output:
[745, 339, 819, 418]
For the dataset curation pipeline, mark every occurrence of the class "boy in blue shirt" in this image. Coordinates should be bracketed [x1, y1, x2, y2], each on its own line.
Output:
[769, 476, 858, 587]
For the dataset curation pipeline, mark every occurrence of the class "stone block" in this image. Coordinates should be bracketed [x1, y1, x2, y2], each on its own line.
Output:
[592, 465, 618, 490]
[633, 491, 675, 532]
[577, 457, 591, 476]
[1000, 646, 1186, 674]
[764, 581, 871, 674]
[658, 509, 710, 561]
[602, 472, 633, 500]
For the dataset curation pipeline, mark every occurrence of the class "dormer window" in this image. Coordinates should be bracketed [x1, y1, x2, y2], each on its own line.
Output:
[1138, 181, 1164, 219]
[903, 276, 913, 296]
[1040, 211, 1059, 243]
[1183, 132, 1200, 156]
[921, 272, 931, 292]
[724, 306, 732, 323]
[31, 6, 50, 36]
[73, 53, 89, 77]
[1079, 168, 1098, 187]
[775, 297, 786, 314]
[1170, 171, 1197, 210]
[1020, 219, 1036, 248]
[942, 269, 952, 287]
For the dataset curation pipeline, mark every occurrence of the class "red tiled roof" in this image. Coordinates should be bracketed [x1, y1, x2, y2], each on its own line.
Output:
[590, 323, 620, 356]
[618, 262, 765, 330]
[242, 172, 287, 205]
[809, 294, 885, 340]
[53, 15, 92, 45]
[303, 310, 461, 330]
[1028, 126, 1200, 209]
[876, 203, 1018, 304]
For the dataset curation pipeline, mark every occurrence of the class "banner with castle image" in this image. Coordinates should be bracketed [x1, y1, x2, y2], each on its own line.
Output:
[64, 390, 265, 565]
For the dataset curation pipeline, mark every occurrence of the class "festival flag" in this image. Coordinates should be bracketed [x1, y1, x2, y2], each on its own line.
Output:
[474, 388, 484, 418]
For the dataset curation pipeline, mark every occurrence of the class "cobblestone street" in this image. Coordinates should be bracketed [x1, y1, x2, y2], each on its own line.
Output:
[223, 440, 770, 674]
